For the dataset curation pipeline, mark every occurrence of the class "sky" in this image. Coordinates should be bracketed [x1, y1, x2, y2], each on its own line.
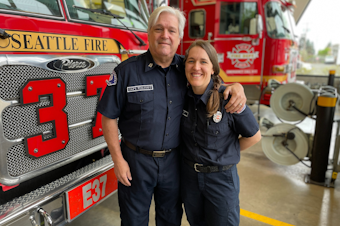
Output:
[296, 0, 340, 53]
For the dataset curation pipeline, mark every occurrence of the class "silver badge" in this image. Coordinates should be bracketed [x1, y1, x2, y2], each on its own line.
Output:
[213, 111, 222, 123]
[182, 110, 189, 117]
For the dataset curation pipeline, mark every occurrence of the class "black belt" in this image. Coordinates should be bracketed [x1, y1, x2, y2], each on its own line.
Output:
[184, 158, 233, 173]
[123, 139, 173, 157]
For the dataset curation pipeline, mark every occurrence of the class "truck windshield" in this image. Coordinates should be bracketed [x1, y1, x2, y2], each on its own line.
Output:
[0, 0, 61, 16]
[65, 0, 149, 30]
[265, 1, 293, 39]
[219, 2, 257, 35]
[287, 9, 298, 41]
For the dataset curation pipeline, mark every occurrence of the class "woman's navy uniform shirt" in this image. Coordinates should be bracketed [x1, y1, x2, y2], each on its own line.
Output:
[181, 79, 259, 166]
[97, 50, 187, 150]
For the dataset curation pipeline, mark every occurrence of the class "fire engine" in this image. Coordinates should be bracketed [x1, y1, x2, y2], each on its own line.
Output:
[167, 0, 299, 105]
[0, 0, 149, 225]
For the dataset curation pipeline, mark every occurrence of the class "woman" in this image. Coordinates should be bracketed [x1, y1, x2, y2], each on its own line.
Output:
[181, 40, 261, 226]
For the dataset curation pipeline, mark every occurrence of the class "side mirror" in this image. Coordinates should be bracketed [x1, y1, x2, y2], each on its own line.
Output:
[256, 14, 263, 38]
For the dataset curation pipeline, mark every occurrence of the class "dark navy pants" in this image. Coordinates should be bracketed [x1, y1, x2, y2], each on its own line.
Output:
[118, 142, 183, 226]
[181, 159, 240, 226]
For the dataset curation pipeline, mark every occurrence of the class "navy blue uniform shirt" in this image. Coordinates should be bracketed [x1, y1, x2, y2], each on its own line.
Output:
[97, 50, 187, 150]
[181, 79, 259, 166]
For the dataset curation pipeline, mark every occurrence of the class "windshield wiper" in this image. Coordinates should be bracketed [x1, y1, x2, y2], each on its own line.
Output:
[73, 5, 146, 46]
[282, 25, 290, 34]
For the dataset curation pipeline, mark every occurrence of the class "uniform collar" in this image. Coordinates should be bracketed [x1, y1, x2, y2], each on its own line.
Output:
[188, 79, 226, 105]
[188, 79, 213, 105]
[144, 49, 183, 73]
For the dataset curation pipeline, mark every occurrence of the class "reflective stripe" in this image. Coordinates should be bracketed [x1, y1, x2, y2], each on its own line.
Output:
[317, 96, 337, 107]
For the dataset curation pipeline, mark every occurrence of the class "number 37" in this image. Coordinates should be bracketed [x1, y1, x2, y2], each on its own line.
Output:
[20, 75, 109, 158]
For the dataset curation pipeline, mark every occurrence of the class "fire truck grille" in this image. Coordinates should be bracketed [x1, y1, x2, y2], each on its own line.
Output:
[0, 60, 118, 181]
[3, 95, 98, 140]
[7, 124, 105, 177]
[0, 64, 116, 100]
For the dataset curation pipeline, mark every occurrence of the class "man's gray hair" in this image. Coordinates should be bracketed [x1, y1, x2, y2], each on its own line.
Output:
[147, 6, 186, 38]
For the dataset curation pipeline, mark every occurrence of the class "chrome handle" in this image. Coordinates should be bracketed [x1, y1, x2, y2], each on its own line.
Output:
[29, 215, 38, 226]
[38, 208, 53, 226]
[119, 49, 147, 54]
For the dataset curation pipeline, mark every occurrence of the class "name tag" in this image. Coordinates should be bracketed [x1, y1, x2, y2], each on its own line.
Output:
[182, 110, 189, 117]
[127, 84, 154, 93]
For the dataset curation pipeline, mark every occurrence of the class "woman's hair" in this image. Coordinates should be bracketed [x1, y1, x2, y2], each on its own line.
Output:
[147, 6, 186, 38]
[184, 40, 221, 117]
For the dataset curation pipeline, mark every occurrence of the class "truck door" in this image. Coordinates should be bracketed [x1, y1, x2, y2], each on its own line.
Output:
[214, 0, 263, 85]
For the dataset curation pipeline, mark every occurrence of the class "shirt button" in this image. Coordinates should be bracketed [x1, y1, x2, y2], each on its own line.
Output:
[168, 117, 171, 120]
[195, 108, 197, 111]
[140, 99, 143, 103]
[194, 143, 197, 146]
[215, 131, 219, 134]
[166, 133, 169, 136]
[169, 100, 172, 104]
[168, 83, 170, 86]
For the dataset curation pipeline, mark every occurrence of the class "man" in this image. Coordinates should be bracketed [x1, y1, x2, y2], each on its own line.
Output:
[97, 6, 246, 226]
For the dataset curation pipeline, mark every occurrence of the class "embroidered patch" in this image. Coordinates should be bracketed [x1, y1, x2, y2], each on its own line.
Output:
[182, 110, 189, 117]
[127, 84, 154, 93]
[106, 70, 117, 86]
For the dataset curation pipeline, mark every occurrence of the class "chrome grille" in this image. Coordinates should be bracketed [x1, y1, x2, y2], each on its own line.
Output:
[3, 95, 98, 140]
[7, 124, 105, 177]
[0, 55, 120, 184]
[0, 63, 116, 100]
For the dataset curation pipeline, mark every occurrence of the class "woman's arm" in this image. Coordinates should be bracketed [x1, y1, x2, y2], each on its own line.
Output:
[239, 130, 262, 151]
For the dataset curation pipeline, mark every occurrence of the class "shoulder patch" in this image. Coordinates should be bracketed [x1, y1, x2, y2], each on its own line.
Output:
[107, 70, 118, 86]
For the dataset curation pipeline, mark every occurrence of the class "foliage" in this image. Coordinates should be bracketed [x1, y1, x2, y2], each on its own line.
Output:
[318, 47, 331, 56]
[317, 42, 332, 56]
[299, 35, 315, 61]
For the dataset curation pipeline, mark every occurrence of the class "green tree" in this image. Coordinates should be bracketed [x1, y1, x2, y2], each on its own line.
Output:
[318, 43, 331, 56]
[305, 40, 315, 55]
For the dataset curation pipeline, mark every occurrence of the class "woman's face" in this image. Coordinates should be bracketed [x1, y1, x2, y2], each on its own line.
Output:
[185, 46, 214, 94]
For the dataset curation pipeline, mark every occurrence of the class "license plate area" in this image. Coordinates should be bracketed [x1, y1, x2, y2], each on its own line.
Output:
[65, 167, 117, 222]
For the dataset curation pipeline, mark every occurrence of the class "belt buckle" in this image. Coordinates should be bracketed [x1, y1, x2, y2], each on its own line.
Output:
[152, 151, 165, 157]
[194, 163, 203, 172]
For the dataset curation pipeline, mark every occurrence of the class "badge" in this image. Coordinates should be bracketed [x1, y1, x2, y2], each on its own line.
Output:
[182, 110, 189, 117]
[106, 70, 117, 86]
[213, 111, 222, 123]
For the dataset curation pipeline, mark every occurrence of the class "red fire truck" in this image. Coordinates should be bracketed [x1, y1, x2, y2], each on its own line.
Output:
[168, 0, 299, 105]
[0, 0, 148, 225]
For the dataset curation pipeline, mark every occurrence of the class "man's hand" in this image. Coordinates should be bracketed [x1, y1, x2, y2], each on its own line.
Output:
[222, 83, 247, 113]
[102, 116, 132, 187]
[114, 158, 132, 186]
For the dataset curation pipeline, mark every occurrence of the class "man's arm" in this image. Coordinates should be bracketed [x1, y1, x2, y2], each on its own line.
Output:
[102, 115, 132, 186]
[222, 83, 247, 113]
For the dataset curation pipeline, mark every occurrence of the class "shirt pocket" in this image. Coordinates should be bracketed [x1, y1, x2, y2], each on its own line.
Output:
[127, 91, 154, 122]
[204, 122, 228, 149]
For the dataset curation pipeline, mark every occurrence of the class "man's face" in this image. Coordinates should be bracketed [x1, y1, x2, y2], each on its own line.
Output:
[148, 12, 181, 62]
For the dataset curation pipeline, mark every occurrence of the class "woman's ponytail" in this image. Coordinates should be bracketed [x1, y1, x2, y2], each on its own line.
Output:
[206, 75, 222, 117]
